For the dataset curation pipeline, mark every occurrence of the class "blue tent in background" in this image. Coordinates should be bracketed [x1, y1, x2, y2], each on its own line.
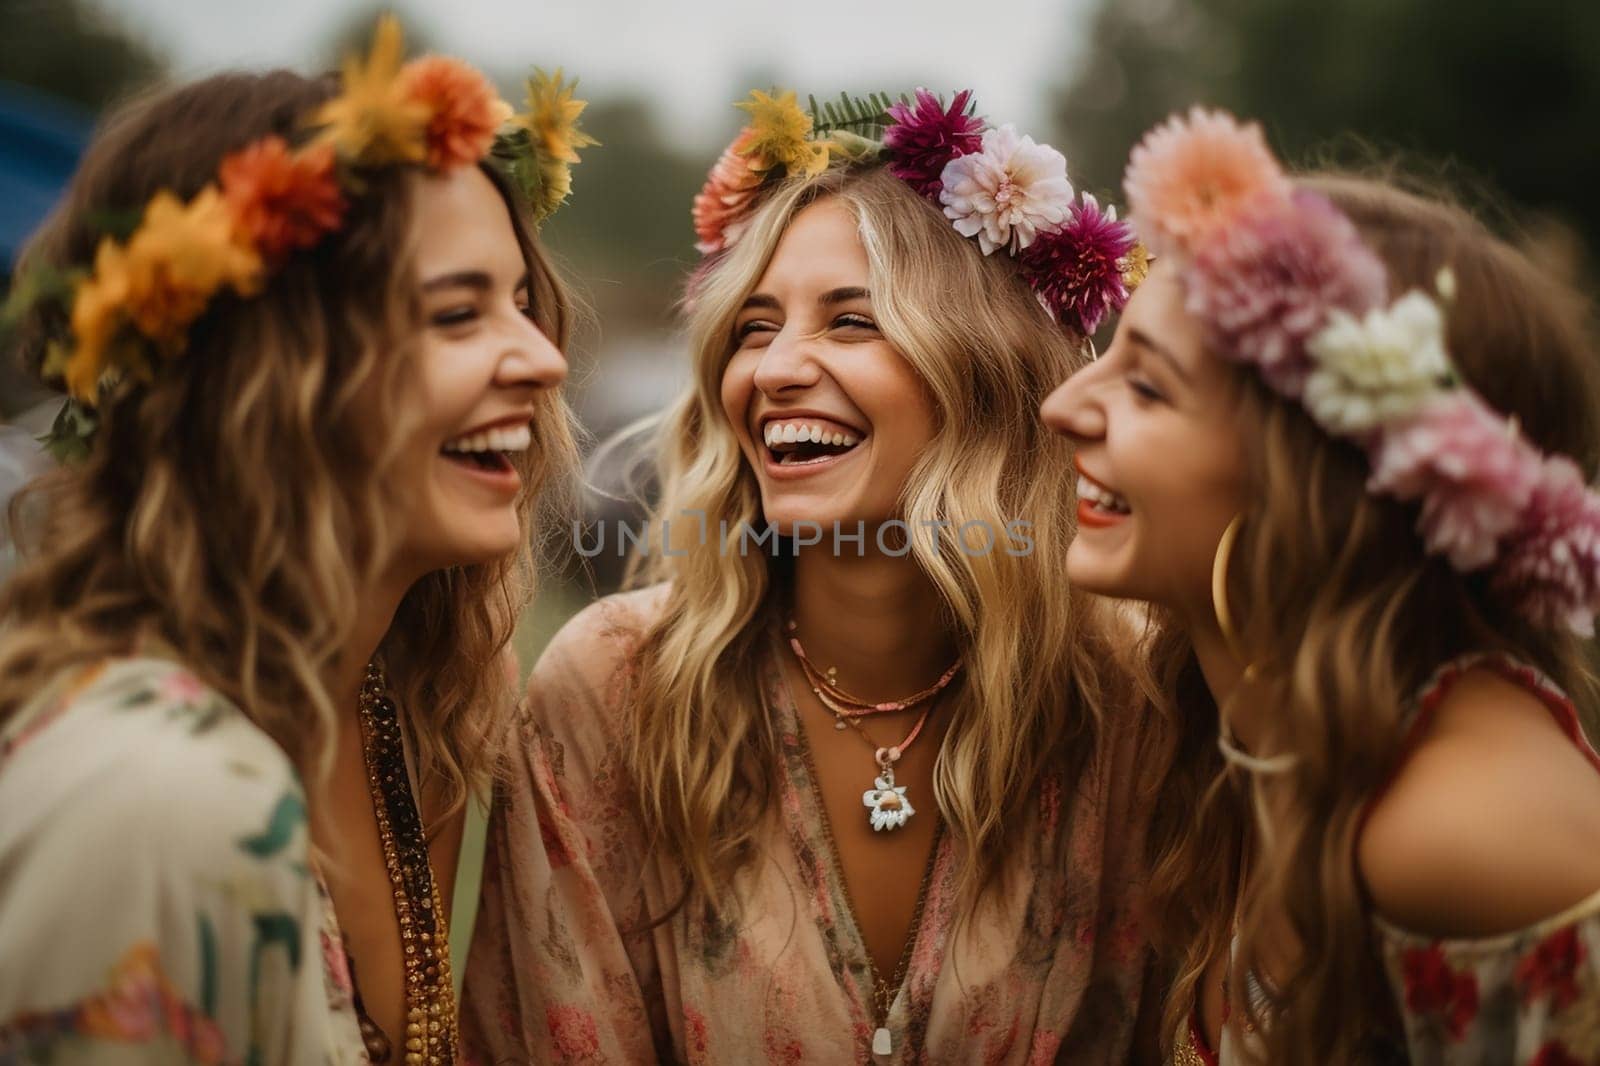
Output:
[0, 81, 90, 274]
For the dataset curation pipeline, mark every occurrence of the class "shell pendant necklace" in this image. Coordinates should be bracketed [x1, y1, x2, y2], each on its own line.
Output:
[787, 620, 961, 832]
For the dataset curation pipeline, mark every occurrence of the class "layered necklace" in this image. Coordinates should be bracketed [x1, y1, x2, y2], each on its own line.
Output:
[786, 620, 962, 832]
[354, 663, 458, 1065]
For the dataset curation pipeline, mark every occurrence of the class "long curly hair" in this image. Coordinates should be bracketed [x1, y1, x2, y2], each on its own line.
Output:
[620, 164, 1131, 913]
[1142, 174, 1600, 1061]
[0, 69, 581, 813]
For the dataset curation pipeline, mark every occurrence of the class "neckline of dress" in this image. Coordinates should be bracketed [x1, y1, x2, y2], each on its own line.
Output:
[765, 643, 950, 1047]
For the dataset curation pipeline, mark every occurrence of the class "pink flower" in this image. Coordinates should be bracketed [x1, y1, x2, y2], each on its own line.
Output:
[1123, 106, 1294, 255]
[546, 1004, 601, 1058]
[939, 124, 1074, 255]
[883, 87, 985, 199]
[1494, 456, 1600, 636]
[692, 127, 768, 254]
[1018, 194, 1138, 335]
[1186, 190, 1388, 394]
[1368, 394, 1542, 571]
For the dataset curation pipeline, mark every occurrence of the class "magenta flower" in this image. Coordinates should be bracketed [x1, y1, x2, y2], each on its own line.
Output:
[1495, 456, 1600, 636]
[1020, 194, 1138, 335]
[1368, 394, 1543, 571]
[1186, 190, 1388, 394]
[883, 88, 985, 199]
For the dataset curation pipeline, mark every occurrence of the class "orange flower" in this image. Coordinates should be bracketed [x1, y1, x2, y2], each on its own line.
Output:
[692, 127, 769, 254]
[219, 136, 348, 261]
[400, 55, 512, 170]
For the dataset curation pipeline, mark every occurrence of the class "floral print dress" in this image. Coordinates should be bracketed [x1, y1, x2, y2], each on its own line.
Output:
[0, 657, 368, 1064]
[1176, 653, 1600, 1065]
[462, 586, 1163, 1065]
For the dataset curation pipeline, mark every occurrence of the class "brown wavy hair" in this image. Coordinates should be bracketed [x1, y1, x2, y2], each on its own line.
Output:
[1142, 174, 1600, 1061]
[0, 70, 580, 811]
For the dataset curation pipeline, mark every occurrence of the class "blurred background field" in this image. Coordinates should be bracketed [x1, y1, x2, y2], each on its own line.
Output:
[2, 0, 1597, 670]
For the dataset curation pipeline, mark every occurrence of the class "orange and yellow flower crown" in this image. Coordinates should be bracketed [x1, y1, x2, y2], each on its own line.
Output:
[6, 16, 596, 458]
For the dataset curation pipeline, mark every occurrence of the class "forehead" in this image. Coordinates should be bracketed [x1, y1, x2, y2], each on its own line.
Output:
[411, 166, 526, 278]
[753, 197, 869, 295]
[1120, 257, 1217, 380]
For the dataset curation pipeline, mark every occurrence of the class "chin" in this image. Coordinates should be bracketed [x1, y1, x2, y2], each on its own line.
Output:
[1064, 542, 1139, 600]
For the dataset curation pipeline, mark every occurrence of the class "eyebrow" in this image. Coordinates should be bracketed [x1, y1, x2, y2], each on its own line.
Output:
[421, 270, 532, 293]
[738, 286, 872, 313]
[1128, 327, 1193, 384]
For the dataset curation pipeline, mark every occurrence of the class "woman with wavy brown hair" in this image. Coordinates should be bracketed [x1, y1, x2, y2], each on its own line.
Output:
[1044, 108, 1600, 1063]
[0, 21, 587, 1064]
[464, 89, 1165, 1063]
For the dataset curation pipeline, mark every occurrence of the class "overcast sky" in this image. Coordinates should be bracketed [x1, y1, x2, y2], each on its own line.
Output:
[100, 0, 1098, 151]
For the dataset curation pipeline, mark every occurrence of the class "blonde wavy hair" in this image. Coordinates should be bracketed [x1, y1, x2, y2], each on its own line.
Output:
[1142, 175, 1600, 1061]
[622, 163, 1127, 913]
[0, 70, 581, 813]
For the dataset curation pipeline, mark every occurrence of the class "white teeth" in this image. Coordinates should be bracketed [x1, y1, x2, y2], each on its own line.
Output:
[443, 423, 532, 454]
[1077, 475, 1130, 513]
[761, 418, 866, 452]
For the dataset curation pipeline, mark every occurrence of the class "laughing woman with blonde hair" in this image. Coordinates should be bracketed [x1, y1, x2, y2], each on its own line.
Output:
[465, 90, 1162, 1063]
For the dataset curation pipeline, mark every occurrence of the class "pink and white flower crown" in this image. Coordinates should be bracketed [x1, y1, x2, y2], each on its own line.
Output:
[691, 88, 1148, 338]
[1123, 107, 1600, 636]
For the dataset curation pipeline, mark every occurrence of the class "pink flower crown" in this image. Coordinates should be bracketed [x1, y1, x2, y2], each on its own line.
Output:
[1123, 107, 1600, 635]
[691, 88, 1148, 337]
[7, 16, 595, 459]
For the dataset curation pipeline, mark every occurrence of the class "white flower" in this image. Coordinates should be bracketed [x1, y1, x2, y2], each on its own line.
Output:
[862, 776, 914, 832]
[1303, 290, 1455, 436]
[938, 124, 1074, 255]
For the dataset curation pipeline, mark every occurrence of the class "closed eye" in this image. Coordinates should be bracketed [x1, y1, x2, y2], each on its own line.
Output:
[832, 313, 877, 331]
[1128, 377, 1166, 403]
[736, 319, 779, 341]
[431, 304, 479, 328]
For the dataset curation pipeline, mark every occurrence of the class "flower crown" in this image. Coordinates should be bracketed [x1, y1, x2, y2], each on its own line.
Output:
[6, 16, 596, 459]
[1123, 107, 1600, 635]
[691, 88, 1148, 338]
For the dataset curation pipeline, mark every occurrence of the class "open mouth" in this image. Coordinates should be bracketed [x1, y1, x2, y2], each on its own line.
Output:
[1077, 472, 1131, 517]
[441, 423, 530, 476]
[762, 418, 864, 467]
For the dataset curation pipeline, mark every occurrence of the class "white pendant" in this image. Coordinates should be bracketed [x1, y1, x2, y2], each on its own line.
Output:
[872, 1026, 893, 1056]
[862, 772, 914, 832]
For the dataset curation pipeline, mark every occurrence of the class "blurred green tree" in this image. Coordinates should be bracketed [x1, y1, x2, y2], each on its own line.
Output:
[0, 0, 163, 111]
[1053, 0, 1600, 281]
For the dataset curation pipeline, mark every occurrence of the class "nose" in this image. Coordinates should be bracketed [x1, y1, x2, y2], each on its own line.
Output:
[1040, 360, 1108, 443]
[499, 316, 568, 391]
[751, 327, 823, 397]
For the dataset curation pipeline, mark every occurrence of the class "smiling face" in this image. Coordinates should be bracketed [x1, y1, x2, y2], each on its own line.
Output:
[720, 197, 938, 536]
[1040, 257, 1248, 618]
[384, 166, 567, 577]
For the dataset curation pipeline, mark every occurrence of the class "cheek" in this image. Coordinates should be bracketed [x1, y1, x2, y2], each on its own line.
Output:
[718, 352, 756, 430]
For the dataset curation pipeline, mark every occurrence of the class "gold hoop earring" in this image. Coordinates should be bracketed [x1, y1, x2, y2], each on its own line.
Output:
[1211, 513, 1246, 662]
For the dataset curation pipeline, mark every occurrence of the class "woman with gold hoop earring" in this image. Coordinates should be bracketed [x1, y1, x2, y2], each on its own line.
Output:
[1043, 107, 1600, 1063]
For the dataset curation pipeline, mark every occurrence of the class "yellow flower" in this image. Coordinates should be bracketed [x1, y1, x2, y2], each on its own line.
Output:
[310, 14, 429, 166]
[734, 89, 829, 179]
[63, 187, 262, 404]
[517, 67, 598, 166]
[120, 187, 263, 346]
[1120, 240, 1152, 292]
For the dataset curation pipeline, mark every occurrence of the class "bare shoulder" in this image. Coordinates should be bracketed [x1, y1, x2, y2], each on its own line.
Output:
[1357, 665, 1600, 938]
